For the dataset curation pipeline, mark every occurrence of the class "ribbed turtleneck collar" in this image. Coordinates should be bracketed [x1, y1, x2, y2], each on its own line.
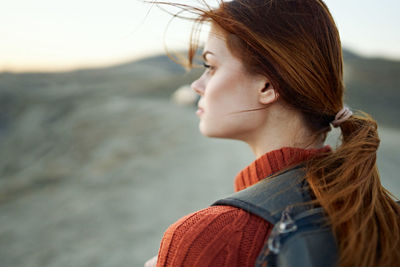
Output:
[234, 145, 332, 192]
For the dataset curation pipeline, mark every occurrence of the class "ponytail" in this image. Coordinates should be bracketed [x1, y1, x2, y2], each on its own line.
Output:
[306, 111, 400, 267]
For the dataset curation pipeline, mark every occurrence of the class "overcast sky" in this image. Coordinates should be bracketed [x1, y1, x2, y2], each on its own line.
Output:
[1, 0, 399, 72]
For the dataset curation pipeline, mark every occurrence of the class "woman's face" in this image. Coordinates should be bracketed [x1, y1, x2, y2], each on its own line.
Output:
[191, 26, 269, 141]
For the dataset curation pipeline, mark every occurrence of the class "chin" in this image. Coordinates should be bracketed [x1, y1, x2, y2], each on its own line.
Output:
[198, 121, 238, 140]
[199, 122, 220, 138]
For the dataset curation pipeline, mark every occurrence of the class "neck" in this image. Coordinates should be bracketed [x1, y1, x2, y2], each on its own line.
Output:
[244, 105, 325, 158]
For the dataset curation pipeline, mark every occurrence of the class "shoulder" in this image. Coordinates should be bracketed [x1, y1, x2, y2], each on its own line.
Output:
[157, 205, 273, 267]
[164, 205, 249, 235]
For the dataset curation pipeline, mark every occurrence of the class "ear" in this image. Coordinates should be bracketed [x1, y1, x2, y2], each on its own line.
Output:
[259, 81, 279, 105]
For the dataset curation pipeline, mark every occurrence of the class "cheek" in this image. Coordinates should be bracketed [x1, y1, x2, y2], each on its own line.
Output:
[203, 82, 261, 134]
[205, 73, 245, 114]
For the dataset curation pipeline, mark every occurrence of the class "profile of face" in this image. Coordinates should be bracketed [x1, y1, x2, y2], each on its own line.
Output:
[191, 24, 278, 142]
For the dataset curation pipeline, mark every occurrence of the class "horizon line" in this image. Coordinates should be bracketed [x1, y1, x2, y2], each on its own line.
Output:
[1, 47, 399, 74]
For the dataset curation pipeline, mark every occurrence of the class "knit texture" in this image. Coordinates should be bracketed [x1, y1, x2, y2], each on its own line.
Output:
[157, 145, 331, 267]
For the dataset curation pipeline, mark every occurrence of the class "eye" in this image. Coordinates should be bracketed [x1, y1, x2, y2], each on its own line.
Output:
[203, 62, 215, 72]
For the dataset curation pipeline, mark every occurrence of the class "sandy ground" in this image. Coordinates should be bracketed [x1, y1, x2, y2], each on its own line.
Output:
[0, 97, 399, 267]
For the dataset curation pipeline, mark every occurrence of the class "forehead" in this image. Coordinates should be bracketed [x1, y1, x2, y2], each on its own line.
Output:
[204, 26, 240, 64]
[203, 26, 249, 76]
[204, 31, 226, 56]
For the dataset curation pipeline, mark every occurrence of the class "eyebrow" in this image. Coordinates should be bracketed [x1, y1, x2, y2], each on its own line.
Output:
[202, 51, 215, 61]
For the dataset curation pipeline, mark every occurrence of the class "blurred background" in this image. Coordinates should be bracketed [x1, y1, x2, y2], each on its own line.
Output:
[0, 0, 399, 266]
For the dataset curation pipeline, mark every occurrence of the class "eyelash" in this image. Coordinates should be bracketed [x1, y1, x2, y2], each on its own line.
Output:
[203, 62, 214, 71]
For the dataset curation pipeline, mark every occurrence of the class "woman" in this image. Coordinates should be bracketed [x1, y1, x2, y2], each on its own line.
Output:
[145, 0, 400, 266]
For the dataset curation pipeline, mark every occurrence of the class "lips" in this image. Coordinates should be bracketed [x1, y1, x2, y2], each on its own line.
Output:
[197, 100, 205, 113]
[196, 106, 205, 116]
[197, 101, 205, 110]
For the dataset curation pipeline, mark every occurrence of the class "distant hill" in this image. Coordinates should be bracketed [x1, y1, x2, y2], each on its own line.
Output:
[0, 48, 399, 129]
[342, 49, 400, 128]
[0, 53, 202, 136]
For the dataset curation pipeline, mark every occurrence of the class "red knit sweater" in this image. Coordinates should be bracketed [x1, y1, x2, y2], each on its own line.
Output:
[157, 146, 331, 267]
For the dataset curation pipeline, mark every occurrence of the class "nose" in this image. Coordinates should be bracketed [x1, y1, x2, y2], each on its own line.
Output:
[191, 78, 205, 96]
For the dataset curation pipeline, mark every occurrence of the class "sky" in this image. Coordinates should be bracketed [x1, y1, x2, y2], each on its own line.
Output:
[1, 0, 399, 72]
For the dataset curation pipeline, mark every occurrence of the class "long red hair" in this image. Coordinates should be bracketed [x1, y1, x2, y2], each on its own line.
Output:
[146, 1, 400, 266]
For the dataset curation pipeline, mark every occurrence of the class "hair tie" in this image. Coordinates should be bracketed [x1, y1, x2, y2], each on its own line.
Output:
[331, 106, 353, 128]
